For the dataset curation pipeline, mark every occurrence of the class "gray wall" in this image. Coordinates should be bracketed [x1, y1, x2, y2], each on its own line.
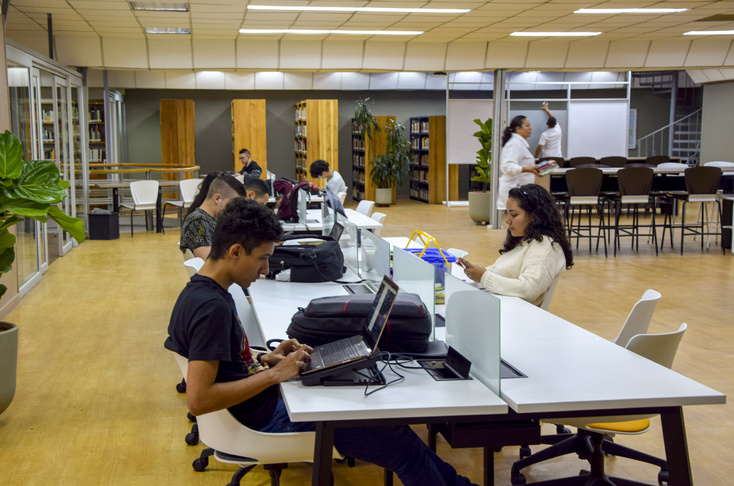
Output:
[122, 89, 446, 196]
[701, 80, 734, 163]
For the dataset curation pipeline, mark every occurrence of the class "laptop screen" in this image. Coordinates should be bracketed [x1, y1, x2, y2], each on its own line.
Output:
[364, 276, 399, 348]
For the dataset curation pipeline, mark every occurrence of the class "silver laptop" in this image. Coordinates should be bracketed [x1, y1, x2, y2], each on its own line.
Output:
[302, 276, 399, 374]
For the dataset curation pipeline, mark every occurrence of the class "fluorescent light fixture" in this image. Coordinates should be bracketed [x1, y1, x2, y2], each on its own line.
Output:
[510, 32, 601, 37]
[247, 5, 469, 14]
[145, 27, 190, 34]
[239, 29, 422, 36]
[130, 2, 188, 12]
[684, 30, 734, 36]
[575, 8, 688, 14]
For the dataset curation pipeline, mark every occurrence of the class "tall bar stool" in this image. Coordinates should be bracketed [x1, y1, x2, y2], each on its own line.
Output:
[565, 167, 607, 257]
[599, 156, 627, 167]
[661, 166, 724, 254]
[610, 166, 657, 256]
[568, 156, 596, 168]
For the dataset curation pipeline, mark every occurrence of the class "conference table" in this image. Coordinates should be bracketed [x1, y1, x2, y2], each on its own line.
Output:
[248, 274, 725, 486]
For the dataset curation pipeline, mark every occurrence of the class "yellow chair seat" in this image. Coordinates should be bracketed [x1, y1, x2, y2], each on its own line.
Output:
[584, 418, 651, 434]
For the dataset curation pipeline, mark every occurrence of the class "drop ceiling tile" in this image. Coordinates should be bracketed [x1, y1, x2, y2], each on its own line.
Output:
[322, 40, 363, 70]
[193, 38, 236, 69]
[312, 72, 342, 90]
[645, 38, 690, 67]
[565, 41, 610, 69]
[102, 36, 148, 68]
[685, 37, 732, 67]
[525, 40, 570, 69]
[148, 36, 193, 69]
[363, 41, 406, 70]
[135, 70, 166, 88]
[224, 71, 256, 89]
[403, 42, 447, 71]
[106, 70, 136, 89]
[195, 71, 226, 89]
[280, 40, 322, 70]
[254, 71, 284, 89]
[56, 34, 103, 66]
[165, 70, 196, 89]
[445, 41, 487, 70]
[236, 39, 280, 69]
[605, 40, 650, 68]
[283, 72, 314, 90]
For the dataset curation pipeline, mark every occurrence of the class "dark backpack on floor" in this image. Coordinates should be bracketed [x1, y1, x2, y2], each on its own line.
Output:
[287, 293, 432, 353]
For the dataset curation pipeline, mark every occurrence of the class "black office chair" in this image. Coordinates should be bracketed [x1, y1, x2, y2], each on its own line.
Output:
[645, 155, 670, 166]
[568, 156, 597, 168]
[599, 156, 627, 167]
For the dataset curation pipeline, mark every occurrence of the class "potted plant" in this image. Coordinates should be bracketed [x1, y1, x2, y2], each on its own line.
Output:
[0, 130, 86, 417]
[369, 120, 412, 205]
[469, 117, 492, 224]
[354, 97, 381, 144]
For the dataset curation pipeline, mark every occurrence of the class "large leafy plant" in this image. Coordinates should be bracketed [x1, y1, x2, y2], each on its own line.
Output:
[354, 97, 381, 144]
[369, 120, 412, 189]
[471, 117, 492, 192]
[0, 130, 86, 298]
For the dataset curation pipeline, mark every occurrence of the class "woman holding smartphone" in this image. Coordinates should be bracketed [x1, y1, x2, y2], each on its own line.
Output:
[459, 184, 573, 306]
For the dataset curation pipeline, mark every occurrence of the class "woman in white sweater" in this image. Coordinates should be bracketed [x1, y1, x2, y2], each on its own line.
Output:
[459, 184, 573, 306]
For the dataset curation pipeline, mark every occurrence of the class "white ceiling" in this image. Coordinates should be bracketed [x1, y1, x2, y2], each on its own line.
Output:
[5, 0, 734, 74]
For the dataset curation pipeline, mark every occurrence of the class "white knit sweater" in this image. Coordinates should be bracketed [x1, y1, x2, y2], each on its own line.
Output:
[480, 236, 566, 306]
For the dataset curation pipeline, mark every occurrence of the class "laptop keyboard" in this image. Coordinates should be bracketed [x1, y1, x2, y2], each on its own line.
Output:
[319, 337, 366, 365]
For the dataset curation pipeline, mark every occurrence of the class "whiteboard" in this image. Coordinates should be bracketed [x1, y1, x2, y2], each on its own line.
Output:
[447, 99, 493, 165]
[567, 100, 628, 158]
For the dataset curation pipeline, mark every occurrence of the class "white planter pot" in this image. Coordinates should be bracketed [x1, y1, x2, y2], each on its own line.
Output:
[374, 187, 393, 206]
[0, 322, 18, 416]
[468, 191, 492, 224]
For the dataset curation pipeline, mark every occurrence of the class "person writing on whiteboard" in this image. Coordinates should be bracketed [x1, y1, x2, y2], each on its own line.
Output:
[497, 115, 540, 210]
[458, 184, 573, 306]
[534, 102, 563, 159]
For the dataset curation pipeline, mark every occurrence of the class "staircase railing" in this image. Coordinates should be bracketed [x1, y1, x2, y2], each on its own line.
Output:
[631, 108, 702, 165]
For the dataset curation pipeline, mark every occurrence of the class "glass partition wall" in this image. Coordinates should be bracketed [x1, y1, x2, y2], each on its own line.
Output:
[6, 44, 88, 296]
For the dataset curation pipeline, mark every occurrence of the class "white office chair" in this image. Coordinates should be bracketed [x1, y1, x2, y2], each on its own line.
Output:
[182, 248, 195, 261]
[228, 283, 267, 350]
[355, 200, 375, 217]
[337, 191, 347, 204]
[539, 274, 562, 311]
[234, 174, 245, 184]
[120, 180, 159, 237]
[611, 289, 661, 347]
[370, 212, 386, 236]
[162, 178, 203, 227]
[183, 258, 204, 277]
[512, 323, 687, 486]
[172, 353, 329, 486]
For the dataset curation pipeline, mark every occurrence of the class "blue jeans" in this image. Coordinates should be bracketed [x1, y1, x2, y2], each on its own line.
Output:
[258, 400, 476, 486]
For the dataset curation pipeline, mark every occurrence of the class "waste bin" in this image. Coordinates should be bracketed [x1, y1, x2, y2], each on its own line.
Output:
[88, 212, 119, 240]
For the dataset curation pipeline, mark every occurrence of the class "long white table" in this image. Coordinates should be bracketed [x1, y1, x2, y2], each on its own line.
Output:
[248, 278, 725, 486]
[281, 208, 382, 233]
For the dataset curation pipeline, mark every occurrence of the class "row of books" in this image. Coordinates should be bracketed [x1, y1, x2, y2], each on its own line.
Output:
[89, 148, 106, 162]
[294, 124, 307, 137]
[410, 137, 429, 150]
[89, 125, 105, 141]
[409, 120, 430, 133]
[410, 170, 429, 182]
[409, 187, 429, 201]
[352, 153, 366, 167]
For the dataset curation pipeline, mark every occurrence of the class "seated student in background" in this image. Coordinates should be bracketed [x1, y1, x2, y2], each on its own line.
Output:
[459, 184, 573, 306]
[179, 172, 246, 259]
[309, 159, 347, 195]
[237, 148, 263, 178]
[241, 176, 270, 205]
[165, 199, 477, 486]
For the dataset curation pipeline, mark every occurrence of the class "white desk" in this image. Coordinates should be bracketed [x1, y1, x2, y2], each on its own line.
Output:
[249, 279, 725, 486]
[281, 208, 382, 233]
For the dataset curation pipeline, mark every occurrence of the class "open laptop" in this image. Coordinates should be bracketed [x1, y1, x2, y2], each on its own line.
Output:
[302, 275, 399, 375]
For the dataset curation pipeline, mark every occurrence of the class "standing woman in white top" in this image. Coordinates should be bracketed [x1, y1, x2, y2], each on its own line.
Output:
[535, 102, 563, 159]
[458, 184, 573, 306]
[497, 115, 540, 210]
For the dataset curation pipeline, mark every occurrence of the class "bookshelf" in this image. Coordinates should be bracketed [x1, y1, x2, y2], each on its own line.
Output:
[351, 115, 395, 201]
[41, 100, 55, 161]
[231, 99, 267, 176]
[409, 115, 456, 204]
[88, 100, 105, 163]
[294, 99, 338, 185]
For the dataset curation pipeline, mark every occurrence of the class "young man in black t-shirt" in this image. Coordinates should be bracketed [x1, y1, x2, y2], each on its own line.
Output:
[165, 198, 476, 486]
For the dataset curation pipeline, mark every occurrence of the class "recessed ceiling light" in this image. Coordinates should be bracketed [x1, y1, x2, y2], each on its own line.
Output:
[239, 29, 422, 36]
[683, 30, 734, 36]
[510, 32, 601, 37]
[145, 27, 190, 34]
[246, 5, 469, 14]
[130, 2, 188, 12]
[575, 8, 688, 14]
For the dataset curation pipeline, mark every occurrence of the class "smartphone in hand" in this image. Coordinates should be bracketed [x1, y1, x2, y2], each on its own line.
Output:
[456, 259, 468, 269]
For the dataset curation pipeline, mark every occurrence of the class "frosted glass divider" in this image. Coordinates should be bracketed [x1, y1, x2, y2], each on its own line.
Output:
[338, 217, 361, 276]
[392, 247, 436, 339]
[359, 229, 391, 286]
[445, 275, 501, 395]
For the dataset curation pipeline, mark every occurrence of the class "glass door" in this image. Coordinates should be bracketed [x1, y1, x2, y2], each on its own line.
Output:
[70, 82, 88, 229]
[54, 76, 74, 256]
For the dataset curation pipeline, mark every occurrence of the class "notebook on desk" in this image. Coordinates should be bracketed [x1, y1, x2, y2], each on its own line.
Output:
[302, 275, 399, 375]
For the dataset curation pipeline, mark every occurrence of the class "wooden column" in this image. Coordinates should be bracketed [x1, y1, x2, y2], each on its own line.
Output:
[160, 99, 194, 196]
[231, 99, 267, 177]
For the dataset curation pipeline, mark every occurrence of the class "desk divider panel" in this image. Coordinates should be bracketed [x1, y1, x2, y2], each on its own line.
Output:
[445, 275, 501, 394]
[359, 229, 391, 286]
[338, 217, 361, 276]
[393, 248, 436, 339]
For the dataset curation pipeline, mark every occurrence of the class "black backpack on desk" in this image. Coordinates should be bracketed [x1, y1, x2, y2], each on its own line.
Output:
[267, 235, 344, 283]
[287, 293, 432, 353]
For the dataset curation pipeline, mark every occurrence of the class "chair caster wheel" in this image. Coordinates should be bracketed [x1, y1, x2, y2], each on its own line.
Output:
[187, 412, 196, 422]
[348, 456, 355, 467]
[519, 445, 532, 459]
[192, 456, 209, 471]
[176, 379, 187, 393]
[185, 432, 199, 445]
[511, 472, 526, 484]
[658, 469, 669, 485]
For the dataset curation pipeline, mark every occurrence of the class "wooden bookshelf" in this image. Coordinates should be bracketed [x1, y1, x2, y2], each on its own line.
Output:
[294, 99, 338, 185]
[88, 100, 106, 163]
[409, 115, 456, 204]
[160, 99, 195, 196]
[231, 99, 267, 177]
[351, 115, 395, 202]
